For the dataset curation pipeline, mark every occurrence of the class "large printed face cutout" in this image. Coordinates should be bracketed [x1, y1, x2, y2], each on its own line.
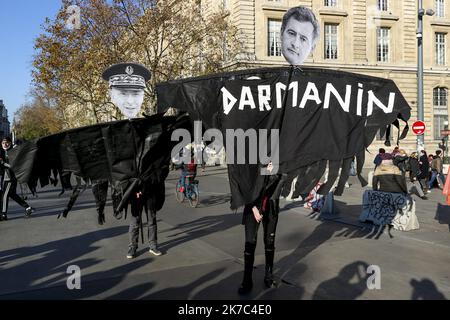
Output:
[281, 18, 315, 65]
[102, 63, 151, 119]
[110, 87, 145, 119]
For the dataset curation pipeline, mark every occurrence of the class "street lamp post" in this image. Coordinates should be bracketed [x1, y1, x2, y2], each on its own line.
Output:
[417, 0, 435, 152]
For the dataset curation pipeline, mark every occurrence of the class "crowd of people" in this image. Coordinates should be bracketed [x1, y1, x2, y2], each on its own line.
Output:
[373, 146, 447, 200]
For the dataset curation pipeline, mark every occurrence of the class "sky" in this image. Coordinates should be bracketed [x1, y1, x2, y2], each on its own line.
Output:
[0, 0, 62, 123]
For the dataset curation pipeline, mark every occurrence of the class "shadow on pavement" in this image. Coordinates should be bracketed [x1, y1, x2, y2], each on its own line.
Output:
[410, 278, 448, 300]
[312, 261, 370, 300]
[275, 217, 380, 286]
[0, 226, 128, 298]
[199, 194, 232, 208]
[159, 213, 241, 252]
[141, 268, 227, 300]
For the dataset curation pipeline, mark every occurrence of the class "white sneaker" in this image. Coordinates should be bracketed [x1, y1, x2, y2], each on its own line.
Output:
[149, 249, 162, 256]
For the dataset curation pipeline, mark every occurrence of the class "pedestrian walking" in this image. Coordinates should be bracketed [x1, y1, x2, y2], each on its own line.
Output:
[408, 152, 427, 200]
[429, 150, 445, 190]
[0, 137, 34, 221]
[418, 150, 430, 194]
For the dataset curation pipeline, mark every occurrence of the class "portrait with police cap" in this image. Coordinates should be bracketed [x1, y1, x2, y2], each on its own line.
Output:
[102, 62, 151, 119]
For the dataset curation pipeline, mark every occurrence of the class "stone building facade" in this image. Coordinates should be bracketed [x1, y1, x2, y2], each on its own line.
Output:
[0, 100, 11, 139]
[203, 0, 450, 157]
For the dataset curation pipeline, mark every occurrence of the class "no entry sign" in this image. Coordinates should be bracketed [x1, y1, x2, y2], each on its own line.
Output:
[412, 121, 426, 135]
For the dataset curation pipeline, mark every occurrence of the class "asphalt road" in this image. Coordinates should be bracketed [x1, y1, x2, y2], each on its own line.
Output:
[0, 167, 449, 300]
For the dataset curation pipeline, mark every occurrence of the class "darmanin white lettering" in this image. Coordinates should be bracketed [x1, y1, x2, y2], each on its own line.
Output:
[221, 82, 396, 117]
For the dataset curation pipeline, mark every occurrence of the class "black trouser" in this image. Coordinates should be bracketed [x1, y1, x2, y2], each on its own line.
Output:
[2, 179, 29, 213]
[240, 200, 279, 289]
[243, 200, 279, 250]
[129, 208, 158, 250]
[92, 180, 108, 214]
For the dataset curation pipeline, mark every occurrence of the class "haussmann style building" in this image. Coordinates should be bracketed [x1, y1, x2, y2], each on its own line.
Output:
[0, 100, 11, 139]
[203, 0, 450, 159]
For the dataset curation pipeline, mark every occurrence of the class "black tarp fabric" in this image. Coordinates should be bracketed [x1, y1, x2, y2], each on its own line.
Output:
[8, 114, 191, 215]
[156, 67, 411, 210]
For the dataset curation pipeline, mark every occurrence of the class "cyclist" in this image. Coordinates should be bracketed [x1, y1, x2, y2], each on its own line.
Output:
[177, 157, 198, 194]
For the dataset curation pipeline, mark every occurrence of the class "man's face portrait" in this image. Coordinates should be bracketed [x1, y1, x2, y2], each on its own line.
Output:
[2, 140, 11, 150]
[281, 17, 315, 65]
[110, 87, 145, 119]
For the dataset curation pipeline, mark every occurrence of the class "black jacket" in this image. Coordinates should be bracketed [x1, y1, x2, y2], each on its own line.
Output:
[418, 154, 430, 179]
[393, 155, 409, 173]
[373, 164, 408, 194]
[408, 157, 421, 181]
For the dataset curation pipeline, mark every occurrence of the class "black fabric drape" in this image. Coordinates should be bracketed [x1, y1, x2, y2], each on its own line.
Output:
[156, 67, 411, 210]
[9, 114, 191, 216]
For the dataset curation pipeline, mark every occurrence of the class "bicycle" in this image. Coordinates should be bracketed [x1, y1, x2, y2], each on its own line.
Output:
[175, 175, 200, 208]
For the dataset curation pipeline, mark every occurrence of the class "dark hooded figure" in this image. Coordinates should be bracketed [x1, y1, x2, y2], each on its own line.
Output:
[418, 150, 430, 193]
[408, 152, 427, 200]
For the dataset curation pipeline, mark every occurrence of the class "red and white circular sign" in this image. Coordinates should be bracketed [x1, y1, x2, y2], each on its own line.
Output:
[412, 121, 426, 135]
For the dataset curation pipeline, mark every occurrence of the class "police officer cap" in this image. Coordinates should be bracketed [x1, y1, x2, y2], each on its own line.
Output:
[102, 62, 151, 89]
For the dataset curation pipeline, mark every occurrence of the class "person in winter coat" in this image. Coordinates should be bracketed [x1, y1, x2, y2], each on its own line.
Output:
[372, 162, 408, 194]
[418, 150, 430, 194]
[373, 148, 393, 168]
[393, 149, 409, 173]
[0, 137, 34, 221]
[429, 150, 445, 190]
[408, 152, 427, 200]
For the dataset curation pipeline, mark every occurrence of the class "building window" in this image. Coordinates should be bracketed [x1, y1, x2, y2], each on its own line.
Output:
[436, 32, 446, 65]
[377, 0, 388, 11]
[325, 24, 338, 59]
[325, 0, 338, 6]
[268, 19, 282, 57]
[436, 0, 445, 17]
[377, 27, 390, 62]
[434, 87, 448, 139]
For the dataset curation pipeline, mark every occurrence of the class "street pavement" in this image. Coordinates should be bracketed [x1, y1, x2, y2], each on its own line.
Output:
[0, 167, 449, 300]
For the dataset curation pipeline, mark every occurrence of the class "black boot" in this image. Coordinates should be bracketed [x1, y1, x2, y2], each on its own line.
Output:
[97, 207, 106, 225]
[264, 248, 277, 288]
[238, 242, 256, 295]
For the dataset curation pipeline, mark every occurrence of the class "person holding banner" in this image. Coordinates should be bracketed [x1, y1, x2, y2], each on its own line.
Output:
[239, 162, 281, 295]
[239, 6, 321, 294]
